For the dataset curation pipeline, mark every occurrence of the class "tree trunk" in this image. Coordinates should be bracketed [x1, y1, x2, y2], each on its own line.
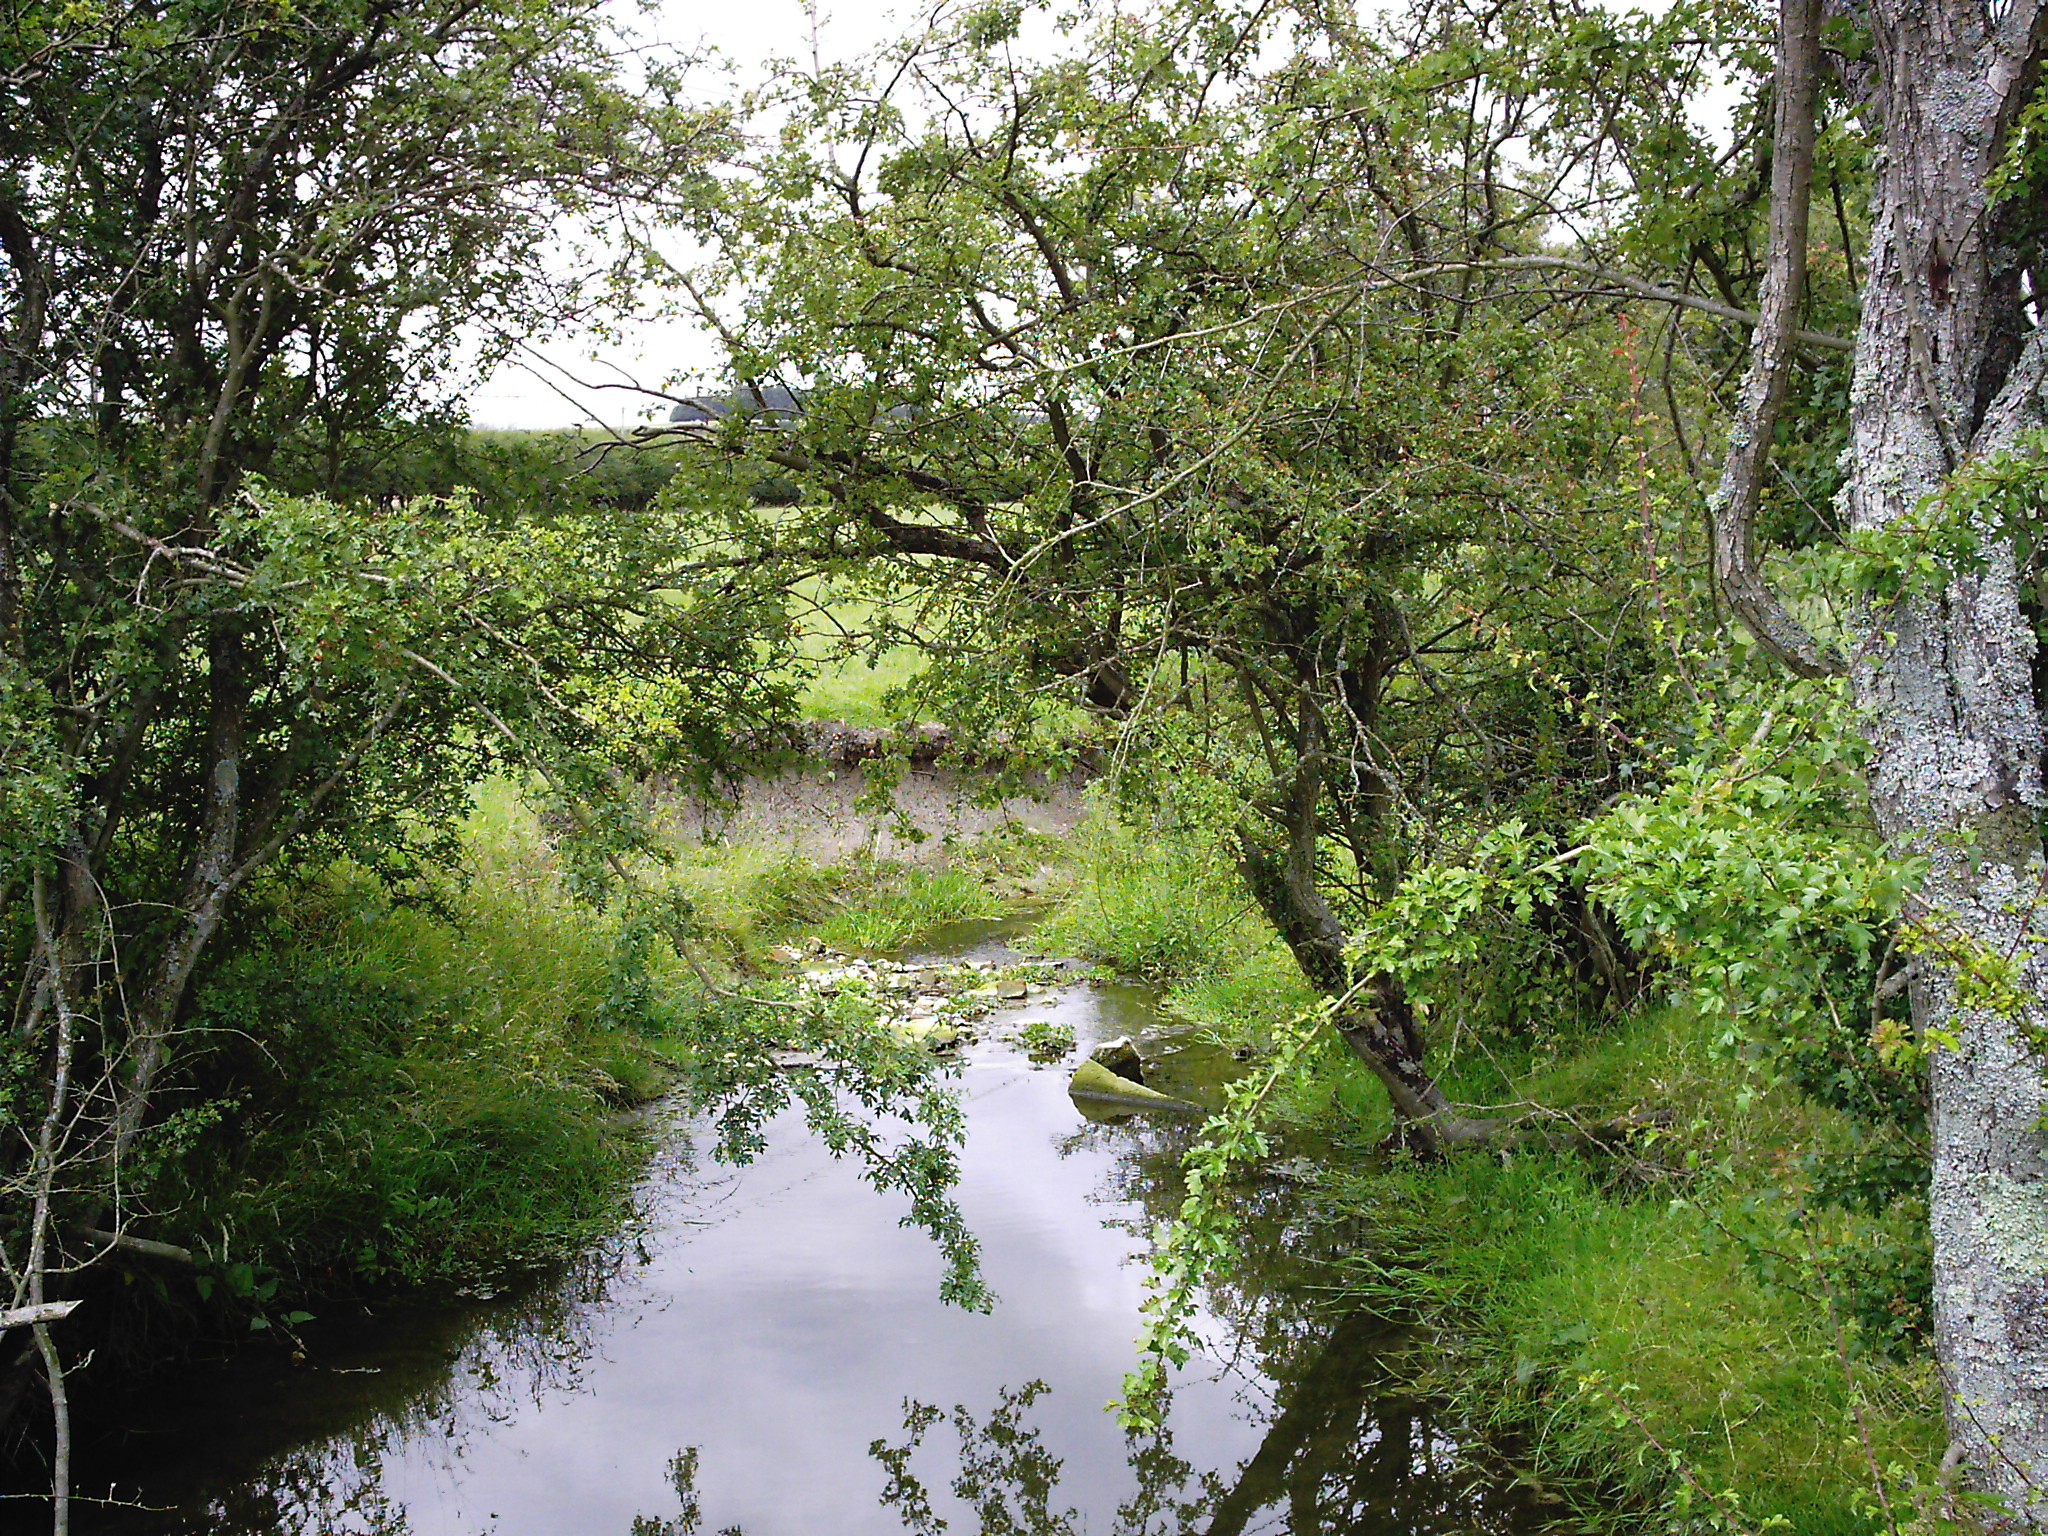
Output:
[1846, 3, 2048, 1517]
[1237, 809, 1490, 1157]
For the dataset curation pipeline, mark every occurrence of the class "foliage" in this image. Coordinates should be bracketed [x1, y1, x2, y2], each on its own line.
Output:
[1580, 684, 1911, 1049]
[1835, 428, 2048, 603]
[131, 811, 668, 1317]
[1120, 993, 1331, 1425]
[0, 0, 816, 1470]
[817, 866, 1008, 953]
[676, 971, 990, 1309]
[646, 0, 1817, 1147]
[1345, 818, 1592, 1043]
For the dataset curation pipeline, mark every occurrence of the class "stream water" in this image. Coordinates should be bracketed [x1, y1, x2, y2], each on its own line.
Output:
[64, 919, 1553, 1535]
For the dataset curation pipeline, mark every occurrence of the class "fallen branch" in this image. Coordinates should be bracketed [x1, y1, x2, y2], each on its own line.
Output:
[67, 1226, 196, 1268]
[0, 1300, 80, 1331]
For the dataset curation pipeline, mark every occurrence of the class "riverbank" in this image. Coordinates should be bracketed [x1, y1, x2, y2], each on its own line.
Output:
[55, 877, 1553, 1536]
[1307, 1029, 1945, 1535]
[1041, 813, 1949, 1533]
[127, 776, 1074, 1315]
[29, 767, 1950, 1534]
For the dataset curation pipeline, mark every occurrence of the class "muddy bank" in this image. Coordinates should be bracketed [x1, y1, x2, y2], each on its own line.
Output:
[664, 729, 1094, 862]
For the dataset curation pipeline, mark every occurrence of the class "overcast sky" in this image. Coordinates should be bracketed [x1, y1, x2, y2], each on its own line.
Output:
[468, 0, 1728, 432]
[467, 0, 912, 432]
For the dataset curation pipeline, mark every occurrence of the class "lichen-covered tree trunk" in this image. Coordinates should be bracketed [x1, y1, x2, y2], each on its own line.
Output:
[1847, 3, 2048, 1517]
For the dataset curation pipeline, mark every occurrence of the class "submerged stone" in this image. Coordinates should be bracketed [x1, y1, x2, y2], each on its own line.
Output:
[1068, 1057, 1196, 1112]
[894, 1017, 960, 1050]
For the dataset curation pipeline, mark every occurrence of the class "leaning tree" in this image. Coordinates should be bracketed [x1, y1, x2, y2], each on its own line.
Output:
[657, 0, 1726, 1146]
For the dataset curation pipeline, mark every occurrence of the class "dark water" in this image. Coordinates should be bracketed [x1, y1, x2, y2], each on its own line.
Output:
[62, 922, 1553, 1535]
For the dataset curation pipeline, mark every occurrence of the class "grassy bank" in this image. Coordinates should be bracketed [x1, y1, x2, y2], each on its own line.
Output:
[157, 771, 1947, 1531]
[1037, 806, 1947, 1534]
[1308, 1011, 1945, 1534]
[149, 781, 1063, 1320]
[158, 788, 680, 1307]
[1035, 806, 1319, 1045]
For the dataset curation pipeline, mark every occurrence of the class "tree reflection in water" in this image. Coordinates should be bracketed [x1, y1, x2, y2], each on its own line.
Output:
[630, 1310, 1541, 1536]
[67, 1234, 633, 1536]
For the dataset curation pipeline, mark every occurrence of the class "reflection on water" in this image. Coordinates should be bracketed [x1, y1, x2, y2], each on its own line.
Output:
[64, 922, 1551, 1535]
[631, 1308, 1537, 1536]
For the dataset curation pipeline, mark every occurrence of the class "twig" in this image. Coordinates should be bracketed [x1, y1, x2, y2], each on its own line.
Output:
[0, 1302, 80, 1330]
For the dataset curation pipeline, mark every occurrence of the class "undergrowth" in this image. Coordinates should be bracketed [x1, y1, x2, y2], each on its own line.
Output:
[147, 784, 1055, 1322]
[1037, 805, 1316, 1045]
[155, 788, 688, 1309]
[1296, 1007, 1946, 1535]
[1049, 806, 1946, 1533]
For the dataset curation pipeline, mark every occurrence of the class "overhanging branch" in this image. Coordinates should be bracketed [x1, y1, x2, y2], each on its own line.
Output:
[1453, 255, 1853, 354]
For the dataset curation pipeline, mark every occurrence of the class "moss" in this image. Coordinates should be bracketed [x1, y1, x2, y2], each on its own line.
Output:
[1068, 1056, 1189, 1107]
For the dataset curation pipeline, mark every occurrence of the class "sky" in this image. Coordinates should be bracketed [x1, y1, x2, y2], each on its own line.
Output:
[467, 0, 913, 432]
[467, 0, 1735, 433]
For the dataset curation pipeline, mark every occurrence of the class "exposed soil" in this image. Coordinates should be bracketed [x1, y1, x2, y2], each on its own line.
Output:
[663, 753, 1093, 863]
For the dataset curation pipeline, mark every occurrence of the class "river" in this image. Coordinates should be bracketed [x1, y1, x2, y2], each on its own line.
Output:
[65, 919, 1552, 1535]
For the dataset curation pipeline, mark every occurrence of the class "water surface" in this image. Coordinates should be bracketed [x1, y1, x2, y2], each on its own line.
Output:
[68, 923, 1549, 1534]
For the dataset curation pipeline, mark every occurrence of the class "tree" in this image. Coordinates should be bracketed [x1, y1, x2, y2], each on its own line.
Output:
[1709, 0, 2048, 1517]
[660, 0, 1704, 1150]
[0, 0, 778, 1509]
[666, 0, 2048, 1513]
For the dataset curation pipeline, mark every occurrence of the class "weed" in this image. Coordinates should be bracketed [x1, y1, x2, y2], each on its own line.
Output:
[818, 866, 1006, 952]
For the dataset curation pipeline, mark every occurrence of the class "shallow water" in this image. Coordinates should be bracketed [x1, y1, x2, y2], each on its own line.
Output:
[64, 922, 1550, 1535]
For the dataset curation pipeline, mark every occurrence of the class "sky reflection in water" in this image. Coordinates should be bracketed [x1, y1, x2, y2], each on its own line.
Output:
[75, 939, 1544, 1536]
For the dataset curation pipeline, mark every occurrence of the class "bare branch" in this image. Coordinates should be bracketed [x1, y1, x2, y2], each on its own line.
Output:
[0, 1301, 80, 1331]
[66, 1227, 196, 1268]
[1468, 255, 1852, 353]
[1709, 0, 1844, 679]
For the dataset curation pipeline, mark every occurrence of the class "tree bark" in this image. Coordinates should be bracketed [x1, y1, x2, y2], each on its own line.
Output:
[1842, 1, 2048, 1518]
[1235, 755, 1490, 1156]
[1710, 0, 1843, 679]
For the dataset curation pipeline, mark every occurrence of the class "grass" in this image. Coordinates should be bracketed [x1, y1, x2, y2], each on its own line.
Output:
[786, 575, 928, 726]
[1037, 804, 1318, 1042]
[1296, 1004, 1947, 1534]
[815, 865, 1009, 951]
[160, 785, 707, 1303]
[1037, 807, 1946, 1532]
[664, 813, 1057, 959]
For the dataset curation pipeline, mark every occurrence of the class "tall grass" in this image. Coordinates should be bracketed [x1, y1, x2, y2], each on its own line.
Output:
[1038, 805, 1945, 1529]
[815, 866, 1008, 951]
[666, 815, 1052, 958]
[162, 787, 689, 1300]
[1311, 1006, 1946, 1533]
[1036, 805, 1317, 1043]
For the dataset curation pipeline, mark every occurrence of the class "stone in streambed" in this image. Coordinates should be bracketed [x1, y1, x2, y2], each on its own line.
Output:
[1067, 1058, 1196, 1112]
[893, 1017, 960, 1051]
[1088, 1036, 1144, 1084]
